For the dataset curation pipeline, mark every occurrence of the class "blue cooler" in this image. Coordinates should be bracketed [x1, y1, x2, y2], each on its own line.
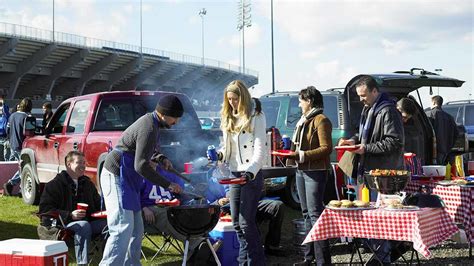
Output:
[208, 220, 239, 266]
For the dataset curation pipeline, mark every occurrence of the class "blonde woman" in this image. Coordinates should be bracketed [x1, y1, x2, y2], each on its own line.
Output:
[218, 80, 267, 265]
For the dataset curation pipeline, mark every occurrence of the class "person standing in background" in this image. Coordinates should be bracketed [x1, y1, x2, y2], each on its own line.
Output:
[3, 97, 33, 196]
[286, 86, 332, 266]
[0, 94, 10, 161]
[217, 80, 267, 265]
[426, 95, 458, 165]
[42, 102, 53, 129]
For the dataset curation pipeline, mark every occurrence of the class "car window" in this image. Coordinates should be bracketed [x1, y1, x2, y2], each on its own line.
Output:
[49, 104, 70, 134]
[443, 106, 460, 123]
[465, 105, 474, 126]
[287, 95, 339, 129]
[261, 100, 280, 128]
[94, 100, 140, 131]
[67, 100, 91, 133]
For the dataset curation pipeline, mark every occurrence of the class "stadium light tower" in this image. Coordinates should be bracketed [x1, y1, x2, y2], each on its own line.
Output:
[237, 0, 252, 74]
[52, 0, 55, 42]
[199, 8, 207, 65]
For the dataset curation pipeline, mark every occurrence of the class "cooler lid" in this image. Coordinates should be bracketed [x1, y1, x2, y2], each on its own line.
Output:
[0, 238, 68, 256]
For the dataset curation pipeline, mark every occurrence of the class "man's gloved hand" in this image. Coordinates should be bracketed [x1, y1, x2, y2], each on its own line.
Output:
[241, 171, 255, 182]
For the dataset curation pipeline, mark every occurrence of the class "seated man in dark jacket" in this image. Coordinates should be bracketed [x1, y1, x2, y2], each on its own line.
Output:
[39, 151, 106, 266]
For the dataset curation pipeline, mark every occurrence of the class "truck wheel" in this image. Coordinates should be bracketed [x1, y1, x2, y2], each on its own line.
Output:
[282, 174, 301, 210]
[21, 164, 40, 205]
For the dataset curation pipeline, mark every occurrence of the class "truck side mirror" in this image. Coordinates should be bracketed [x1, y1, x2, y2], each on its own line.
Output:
[24, 116, 37, 137]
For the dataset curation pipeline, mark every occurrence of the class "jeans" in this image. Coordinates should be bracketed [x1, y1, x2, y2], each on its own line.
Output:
[67, 219, 108, 265]
[256, 199, 284, 248]
[229, 171, 265, 266]
[7, 150, 21, 186]
[296, 170, 331, 265]
[100, 168, 144, 266]
[0, 137, 10, 161]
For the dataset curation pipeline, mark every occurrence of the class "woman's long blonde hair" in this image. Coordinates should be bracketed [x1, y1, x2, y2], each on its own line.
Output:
[220, 80, 253, 133]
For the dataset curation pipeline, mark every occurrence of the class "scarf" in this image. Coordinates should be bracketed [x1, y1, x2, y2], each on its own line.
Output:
[292, 107, 324, 152]
[357, 92, 395, 176]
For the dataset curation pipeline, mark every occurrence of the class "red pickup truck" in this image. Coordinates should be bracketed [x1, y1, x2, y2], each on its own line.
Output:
[19, 91, 220, 205]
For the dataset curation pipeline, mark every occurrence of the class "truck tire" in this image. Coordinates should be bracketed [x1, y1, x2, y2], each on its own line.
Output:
[282, 174, 301, 210]
[21, 164, 40, 205]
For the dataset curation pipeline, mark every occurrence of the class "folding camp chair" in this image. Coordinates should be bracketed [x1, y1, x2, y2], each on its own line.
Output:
[141, 224, 184, 261]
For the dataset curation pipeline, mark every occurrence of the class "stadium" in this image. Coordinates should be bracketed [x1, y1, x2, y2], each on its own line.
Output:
[0, 22, 258, 115]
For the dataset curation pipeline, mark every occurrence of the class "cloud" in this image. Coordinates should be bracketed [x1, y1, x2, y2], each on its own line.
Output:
[310, 60, 358, 89]
[256, 0, 472, 54]
[218, 23, 262, 49]
[381, 39, 428, 55]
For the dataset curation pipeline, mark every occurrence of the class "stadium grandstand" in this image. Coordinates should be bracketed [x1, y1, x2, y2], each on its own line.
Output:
[0, 22, 258, 116]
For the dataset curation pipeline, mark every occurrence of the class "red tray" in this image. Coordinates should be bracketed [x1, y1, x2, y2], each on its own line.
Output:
[156, 198, 181, 207]
[91, 211, 107, 218]
[218, 177, 247, 185]
[335, 145, 358, 151]
[271, 150, 292, 157]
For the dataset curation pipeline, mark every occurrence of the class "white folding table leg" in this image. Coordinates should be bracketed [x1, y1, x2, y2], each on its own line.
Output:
[206, 238, 221, 266]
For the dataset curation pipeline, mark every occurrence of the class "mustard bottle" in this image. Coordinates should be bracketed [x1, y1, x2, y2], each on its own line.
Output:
[445, 162, 451, 180]
[362, 185, 370, 203]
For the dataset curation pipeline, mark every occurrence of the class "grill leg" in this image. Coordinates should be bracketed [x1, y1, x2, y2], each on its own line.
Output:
[181, 239, 189, 266]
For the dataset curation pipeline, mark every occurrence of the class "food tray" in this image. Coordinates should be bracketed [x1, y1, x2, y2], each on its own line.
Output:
[91, 211, 107, 218]
[325, 205, 376, 211]
[218, 177, 247, 185]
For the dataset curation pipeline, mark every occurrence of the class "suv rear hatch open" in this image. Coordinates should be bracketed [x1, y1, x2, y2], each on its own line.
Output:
[343, 68, 466, 164]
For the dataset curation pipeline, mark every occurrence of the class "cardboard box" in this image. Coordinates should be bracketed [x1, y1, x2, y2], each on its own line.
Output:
[0, 238, 68, 266]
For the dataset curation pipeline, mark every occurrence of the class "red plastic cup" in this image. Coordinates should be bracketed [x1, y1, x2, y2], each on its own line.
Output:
[184, 162, 193, 174]
[77, 203, 88, 211]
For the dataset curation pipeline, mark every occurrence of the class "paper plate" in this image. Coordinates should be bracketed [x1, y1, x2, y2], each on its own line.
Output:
[334, 146, 358, 151]
[218, 177, 247, 185]
[271, 150, 292, 157]
[156, 199, 181, 207]
[91, 211, 107, 218]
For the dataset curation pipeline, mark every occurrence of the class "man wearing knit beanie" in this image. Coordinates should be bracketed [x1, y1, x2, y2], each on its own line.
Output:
[155, 94, 184, 128]
[100, 93, 184, 265]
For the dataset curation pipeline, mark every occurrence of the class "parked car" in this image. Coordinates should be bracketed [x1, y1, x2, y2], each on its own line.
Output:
[261, 68, 468, 208]
[19, 91, 221, 205]
[441, 99, 474, 159]
[199, 117, 221, 130]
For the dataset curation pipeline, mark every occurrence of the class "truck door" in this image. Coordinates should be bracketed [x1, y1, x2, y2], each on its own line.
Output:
[56, 100, 91, 172]
[35, 103, 70, 182]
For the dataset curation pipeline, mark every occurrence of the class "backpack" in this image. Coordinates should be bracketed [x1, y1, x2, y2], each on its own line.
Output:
[0, 104, 10, 137]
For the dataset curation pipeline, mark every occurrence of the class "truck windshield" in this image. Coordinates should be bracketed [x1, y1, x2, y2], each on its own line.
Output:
[93, 96, 200, 131]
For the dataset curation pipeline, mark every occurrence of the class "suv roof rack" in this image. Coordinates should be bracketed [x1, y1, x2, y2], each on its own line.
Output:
[446, 99, 474, 105]
[393, 68, 439, 76]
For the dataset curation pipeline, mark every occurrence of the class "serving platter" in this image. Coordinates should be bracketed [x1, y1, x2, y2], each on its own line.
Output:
[325, 205, 376, 211]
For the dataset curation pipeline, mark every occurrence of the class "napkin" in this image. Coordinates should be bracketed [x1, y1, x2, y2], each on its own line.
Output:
[338, 151, 356, 177]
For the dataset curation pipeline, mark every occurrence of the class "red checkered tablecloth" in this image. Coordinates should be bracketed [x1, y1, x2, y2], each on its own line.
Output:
[303, 208, 458, 258]
[405, 181, 474, 244]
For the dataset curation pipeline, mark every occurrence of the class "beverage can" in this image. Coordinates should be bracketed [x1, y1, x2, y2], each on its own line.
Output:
[207, 145, 218, 161]
[282, 135, 291, 150]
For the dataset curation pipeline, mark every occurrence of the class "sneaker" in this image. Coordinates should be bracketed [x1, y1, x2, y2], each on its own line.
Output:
[3, 182, 13, 196]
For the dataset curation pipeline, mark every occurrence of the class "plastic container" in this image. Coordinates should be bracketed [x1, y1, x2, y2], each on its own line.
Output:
[422, 165, 446, 177]
[0, 238, 68, 266]
[208, 221, 239, 266]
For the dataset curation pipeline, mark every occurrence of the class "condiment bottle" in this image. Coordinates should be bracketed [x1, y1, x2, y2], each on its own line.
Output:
[361, 185, 370, 203]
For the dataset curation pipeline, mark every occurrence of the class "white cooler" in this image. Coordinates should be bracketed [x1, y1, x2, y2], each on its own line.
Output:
[0, 238, 68, 266]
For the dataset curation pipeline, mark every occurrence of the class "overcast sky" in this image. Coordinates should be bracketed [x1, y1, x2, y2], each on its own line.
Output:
[0, 0, 472, 107]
